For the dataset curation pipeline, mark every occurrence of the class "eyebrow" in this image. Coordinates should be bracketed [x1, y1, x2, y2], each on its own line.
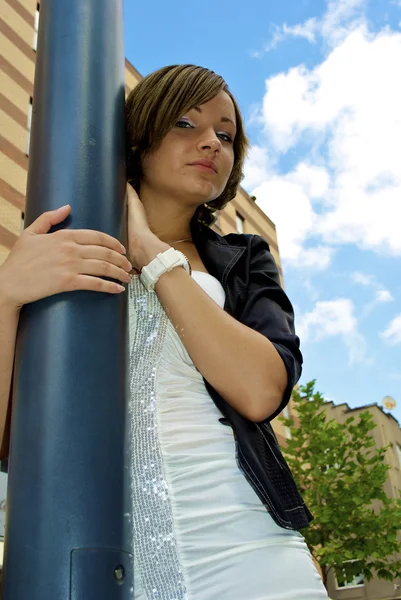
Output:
[193, 106, 237, 129]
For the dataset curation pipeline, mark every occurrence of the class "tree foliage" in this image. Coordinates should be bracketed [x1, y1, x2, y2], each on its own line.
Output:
[281, 381, 401, 588]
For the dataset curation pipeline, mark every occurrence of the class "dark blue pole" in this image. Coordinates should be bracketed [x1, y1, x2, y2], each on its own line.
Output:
[1, 1, 134, 598]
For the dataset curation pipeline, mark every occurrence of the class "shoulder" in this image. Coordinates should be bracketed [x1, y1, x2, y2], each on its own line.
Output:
[218, 231, 271, 254]
[213, 231, 278, 279]
[194, 219, 271, 253]
[222, 232, 276, 270]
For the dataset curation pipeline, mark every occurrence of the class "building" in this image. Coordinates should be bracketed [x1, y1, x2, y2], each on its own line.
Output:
[0, 0, 292, 574]
[323, 402, 401, 600]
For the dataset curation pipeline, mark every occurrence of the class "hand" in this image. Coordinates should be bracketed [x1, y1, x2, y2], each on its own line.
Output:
[126, 182, 169, 273]
[0, 205, 133, 311]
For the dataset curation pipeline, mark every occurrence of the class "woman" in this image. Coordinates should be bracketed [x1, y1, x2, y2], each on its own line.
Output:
[0, 65, 328, 599]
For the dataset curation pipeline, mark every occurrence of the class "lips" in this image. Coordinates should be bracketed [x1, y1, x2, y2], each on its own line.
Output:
[189, 160, 218, 173]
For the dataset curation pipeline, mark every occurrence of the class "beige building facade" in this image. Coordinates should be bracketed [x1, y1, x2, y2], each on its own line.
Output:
[323, 402, 401, 600]
[0, 0, 293, 572]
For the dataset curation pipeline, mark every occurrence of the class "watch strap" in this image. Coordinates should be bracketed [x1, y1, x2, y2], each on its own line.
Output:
[140, 248, 191, 291]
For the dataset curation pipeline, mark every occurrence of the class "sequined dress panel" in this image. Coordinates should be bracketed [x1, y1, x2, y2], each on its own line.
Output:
[127, 272, 328, 600]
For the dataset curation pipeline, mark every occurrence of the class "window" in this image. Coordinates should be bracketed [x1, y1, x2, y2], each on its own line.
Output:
[26, 97, 33, 156]
[33, 4, 40, 51]
[335, 561, 364, 589]
[235, 212, 244, 234]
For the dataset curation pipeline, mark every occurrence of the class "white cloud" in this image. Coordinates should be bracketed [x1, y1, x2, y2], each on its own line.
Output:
[297, 298, 368, 363]
[360, 287, 394, 319]
[244, 22, 401, 263]
[352, 272, 376, 286]
[300, 247, 334, 270]
[252, 0, 366, 58]
[302, 278, 320, 301]
[350, 272, 394, 319]
[352, 272, 394, 302]
[321, 0, 367, 47]
[253, 18, 319, 56]
[381, 314, 401, 345]
[249, 173, 334, 270]
[243, 160, 333, 269]
[376, 289, 394, 303]
[246, 103, 265, 128]
[283, 19, 318, 43]
[286, 163, 331, 200]
[242, 145, 273, 190]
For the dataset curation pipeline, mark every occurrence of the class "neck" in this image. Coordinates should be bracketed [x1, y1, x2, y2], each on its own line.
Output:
[139, 184, 195, 243]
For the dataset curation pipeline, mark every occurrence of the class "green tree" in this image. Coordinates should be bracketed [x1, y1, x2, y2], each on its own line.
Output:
[281, 380, 401, 590]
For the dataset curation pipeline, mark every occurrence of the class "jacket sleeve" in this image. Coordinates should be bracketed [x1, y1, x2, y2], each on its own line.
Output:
[238, 234, 303, 422]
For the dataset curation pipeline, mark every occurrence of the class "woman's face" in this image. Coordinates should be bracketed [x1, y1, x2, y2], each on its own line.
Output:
[140, 90, 237, 206]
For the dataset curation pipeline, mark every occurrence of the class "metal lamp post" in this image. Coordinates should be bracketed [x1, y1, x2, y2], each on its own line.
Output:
[1, 1, 134, 597]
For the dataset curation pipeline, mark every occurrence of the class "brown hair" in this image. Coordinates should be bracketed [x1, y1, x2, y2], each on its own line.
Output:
[125, 65, 250, 226]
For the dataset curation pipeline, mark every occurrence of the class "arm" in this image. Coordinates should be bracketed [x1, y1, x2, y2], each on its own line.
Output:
[137, 235, 300, 423]
[237, 234, 303, 422]
[0, 282, 20, 461]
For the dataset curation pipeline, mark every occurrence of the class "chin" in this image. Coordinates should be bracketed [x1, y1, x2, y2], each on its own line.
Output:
[186, 179, 221, 202]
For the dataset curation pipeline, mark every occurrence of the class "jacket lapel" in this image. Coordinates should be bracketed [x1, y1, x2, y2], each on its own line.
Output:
[190, 216, 246, 285]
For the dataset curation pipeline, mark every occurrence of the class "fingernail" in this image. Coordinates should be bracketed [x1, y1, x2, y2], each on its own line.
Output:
[121, 245, 126, 254]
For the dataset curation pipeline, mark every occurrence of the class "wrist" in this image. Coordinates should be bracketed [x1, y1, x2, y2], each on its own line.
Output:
[0, 268, 22, 315]
[0, 282, 22, 316]
[140, 247, 191, 292]
[135, 233, 171, 270]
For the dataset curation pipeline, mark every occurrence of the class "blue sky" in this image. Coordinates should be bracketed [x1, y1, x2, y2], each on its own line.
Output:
[124, 0, 401, 424]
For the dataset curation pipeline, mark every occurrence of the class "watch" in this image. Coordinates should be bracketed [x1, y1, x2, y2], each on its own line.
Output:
[140, 247, 192, 292]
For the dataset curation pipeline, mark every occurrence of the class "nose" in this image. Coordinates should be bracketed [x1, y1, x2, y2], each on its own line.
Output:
[196, 130, 221, 154]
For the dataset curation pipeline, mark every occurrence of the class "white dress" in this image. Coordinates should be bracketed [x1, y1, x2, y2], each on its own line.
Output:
[127, 272, 328, 600]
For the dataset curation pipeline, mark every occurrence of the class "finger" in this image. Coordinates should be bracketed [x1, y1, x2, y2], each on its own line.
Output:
[68, 274, 126, 294]
[27, 206, 71, 235]
[78, 245, 132, 272]
[64, 229, 126, 255]
[78, 259, 132, 284]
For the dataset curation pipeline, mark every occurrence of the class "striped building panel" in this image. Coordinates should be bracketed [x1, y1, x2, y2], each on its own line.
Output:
[1, 34, 35, 83]
[0, 108, 28, 153]
[0, 74, 31, 115]
[1, 3, 36, 47]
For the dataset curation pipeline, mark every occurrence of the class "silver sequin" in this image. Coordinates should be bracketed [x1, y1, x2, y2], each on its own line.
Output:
[127, 278, 188, 600]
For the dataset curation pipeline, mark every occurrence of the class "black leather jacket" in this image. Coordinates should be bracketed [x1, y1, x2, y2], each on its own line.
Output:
[190, 216, 313, 531]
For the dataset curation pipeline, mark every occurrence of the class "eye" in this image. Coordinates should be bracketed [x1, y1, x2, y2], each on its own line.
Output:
[217, 132, 234, 144]
[175, 119, 193, 129]
[175, 119, 233, 144]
